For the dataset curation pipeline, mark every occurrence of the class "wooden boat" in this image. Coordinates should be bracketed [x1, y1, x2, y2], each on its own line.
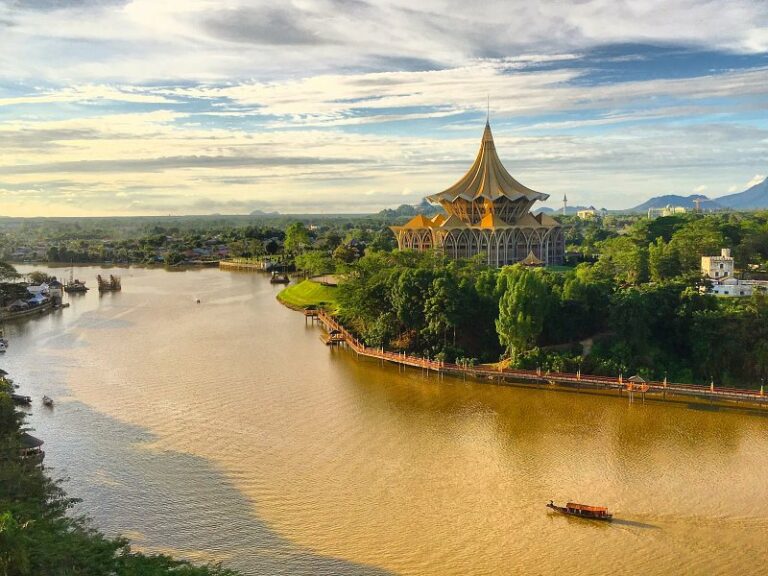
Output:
[42, 395, 54, 407]
[270, 272, 290, 284]
[11, 393, 32, 406]
[546, 500, 613, 521]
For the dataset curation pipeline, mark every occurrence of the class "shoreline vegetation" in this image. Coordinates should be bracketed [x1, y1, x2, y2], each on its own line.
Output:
[0, 378, 242, 575]
[275, 219, 768, 390]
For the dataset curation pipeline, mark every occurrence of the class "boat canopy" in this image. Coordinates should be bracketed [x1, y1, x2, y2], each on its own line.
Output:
[566, 503, 608, 513]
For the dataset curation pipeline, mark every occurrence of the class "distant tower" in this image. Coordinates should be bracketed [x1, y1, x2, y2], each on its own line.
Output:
[693, 198, 702, 213]
[562, 194, 568, 216]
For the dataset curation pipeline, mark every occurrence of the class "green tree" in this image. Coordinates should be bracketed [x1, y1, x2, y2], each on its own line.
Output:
[284, 222, 310, 255]
[648, 237, 681, 282]
[495, 266, 549, 360]
[295, 251, 334, 276]
[597, 236, 649, 284]
[669, 217, 725, 273]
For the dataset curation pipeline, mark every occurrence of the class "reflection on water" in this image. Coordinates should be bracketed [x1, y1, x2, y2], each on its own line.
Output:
[4, 265, 768, 576]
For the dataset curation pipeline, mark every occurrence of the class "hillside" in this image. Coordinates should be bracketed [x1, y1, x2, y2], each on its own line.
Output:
[715, 177, 768, 210]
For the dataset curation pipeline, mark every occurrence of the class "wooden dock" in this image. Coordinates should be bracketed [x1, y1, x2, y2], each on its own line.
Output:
[310, 309, 768, 408]
[219, 259, 265, 271]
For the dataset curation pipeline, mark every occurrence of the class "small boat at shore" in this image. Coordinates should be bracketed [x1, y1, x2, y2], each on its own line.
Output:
[546, 500, 613, 521]
[270, 271, 290, 284]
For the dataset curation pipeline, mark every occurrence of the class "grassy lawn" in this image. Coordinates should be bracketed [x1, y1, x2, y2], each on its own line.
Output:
[277, 279, 338, 310]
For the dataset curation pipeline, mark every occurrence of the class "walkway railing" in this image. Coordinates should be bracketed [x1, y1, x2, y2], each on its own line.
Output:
[313, 310, 768, 406]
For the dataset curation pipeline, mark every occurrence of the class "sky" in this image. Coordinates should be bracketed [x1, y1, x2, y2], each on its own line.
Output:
[1, 0, 768, 217]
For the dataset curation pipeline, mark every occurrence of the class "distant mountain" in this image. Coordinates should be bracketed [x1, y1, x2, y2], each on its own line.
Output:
[628, 176, 768, 213]
[630, 194, 722, 212]
[378, 199, 440, 218]
[250, 209, 280, 216]
[715, 177, 768, 210]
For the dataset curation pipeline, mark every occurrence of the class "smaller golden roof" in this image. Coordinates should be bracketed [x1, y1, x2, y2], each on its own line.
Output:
[440, 214, 468, 229]
[514, 213, 543, 228]
[430, 214, 447, 225]
[479, 213, 512, 229]
[400, 214, 437, 229]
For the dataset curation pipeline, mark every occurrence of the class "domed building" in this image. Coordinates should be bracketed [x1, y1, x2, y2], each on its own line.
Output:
[390, 122, 565, 267]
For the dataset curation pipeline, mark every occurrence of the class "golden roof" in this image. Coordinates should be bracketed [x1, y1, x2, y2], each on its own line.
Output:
[398, 214, 437, 229]
[427, 122, 549, 205]
[439, 214, 468, 229]
[479, 213, 512, 229]
[515, 213, 544, 228]
[430, 214, 447, 225]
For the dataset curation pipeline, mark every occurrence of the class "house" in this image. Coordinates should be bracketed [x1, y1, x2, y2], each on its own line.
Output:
[702, 249, 735, 280]
[577, 207, 598, 219]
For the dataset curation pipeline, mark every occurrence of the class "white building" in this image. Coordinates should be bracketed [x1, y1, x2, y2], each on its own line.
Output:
[701, 248, 735, 280]
[710, 277, 754, 297]
[648, 205, 687, 219]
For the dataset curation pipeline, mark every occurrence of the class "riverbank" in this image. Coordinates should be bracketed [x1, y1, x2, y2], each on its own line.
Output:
[277, 279, 338, 310]
[0, 379, 241, 575]
[0, 299, 54, 321]
[304, 308, 768, 410]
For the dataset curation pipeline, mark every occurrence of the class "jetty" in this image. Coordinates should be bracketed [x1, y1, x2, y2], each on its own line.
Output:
[308, 309, 768, 408]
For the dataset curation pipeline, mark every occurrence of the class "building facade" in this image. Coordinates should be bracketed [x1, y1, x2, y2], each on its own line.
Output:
[390, 122, 565, 267]
[701, 248, 735, 280]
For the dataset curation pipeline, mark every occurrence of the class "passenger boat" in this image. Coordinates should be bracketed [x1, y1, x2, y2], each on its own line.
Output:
[42, 395, 54, 407]
[270, 271, 290, 284]
[64, 266, 89, 293]
[546, 500, 613, 521]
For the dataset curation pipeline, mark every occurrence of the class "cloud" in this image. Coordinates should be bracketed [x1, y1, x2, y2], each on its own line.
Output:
[745, 174, 767, 188]
[203, 6, 333, 46]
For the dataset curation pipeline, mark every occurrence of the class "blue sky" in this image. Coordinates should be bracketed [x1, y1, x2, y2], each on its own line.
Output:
[1, 0, 767, 216]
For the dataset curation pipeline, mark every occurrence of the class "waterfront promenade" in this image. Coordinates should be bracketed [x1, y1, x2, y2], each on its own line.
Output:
[310, 309, 768, 408]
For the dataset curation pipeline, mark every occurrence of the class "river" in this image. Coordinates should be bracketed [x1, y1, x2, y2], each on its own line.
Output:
[3, 265, 768, 575]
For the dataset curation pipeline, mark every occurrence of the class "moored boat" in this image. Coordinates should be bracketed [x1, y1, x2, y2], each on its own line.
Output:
[270, 271, 290, 284]
[546, 500, 613, 521]
[42, 395, 54, 407]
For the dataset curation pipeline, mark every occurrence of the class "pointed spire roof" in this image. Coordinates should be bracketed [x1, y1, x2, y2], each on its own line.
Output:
[427, 122, 549, 205]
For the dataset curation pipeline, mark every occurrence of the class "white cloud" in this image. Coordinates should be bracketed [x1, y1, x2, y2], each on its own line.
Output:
[745, 174, 767, 188]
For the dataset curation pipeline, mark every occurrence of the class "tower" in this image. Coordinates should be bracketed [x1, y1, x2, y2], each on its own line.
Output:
[562, 194, 568, 216]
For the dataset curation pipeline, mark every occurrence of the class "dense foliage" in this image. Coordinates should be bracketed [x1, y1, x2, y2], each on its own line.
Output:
[0, 385, 240, 576]
[337, 210, 768, 387]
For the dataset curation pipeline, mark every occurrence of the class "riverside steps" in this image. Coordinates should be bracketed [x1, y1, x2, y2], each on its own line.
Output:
[311, 309, 768, 408]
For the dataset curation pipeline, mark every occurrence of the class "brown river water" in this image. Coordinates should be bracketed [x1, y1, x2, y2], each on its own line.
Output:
[4, 265, 768, 575]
